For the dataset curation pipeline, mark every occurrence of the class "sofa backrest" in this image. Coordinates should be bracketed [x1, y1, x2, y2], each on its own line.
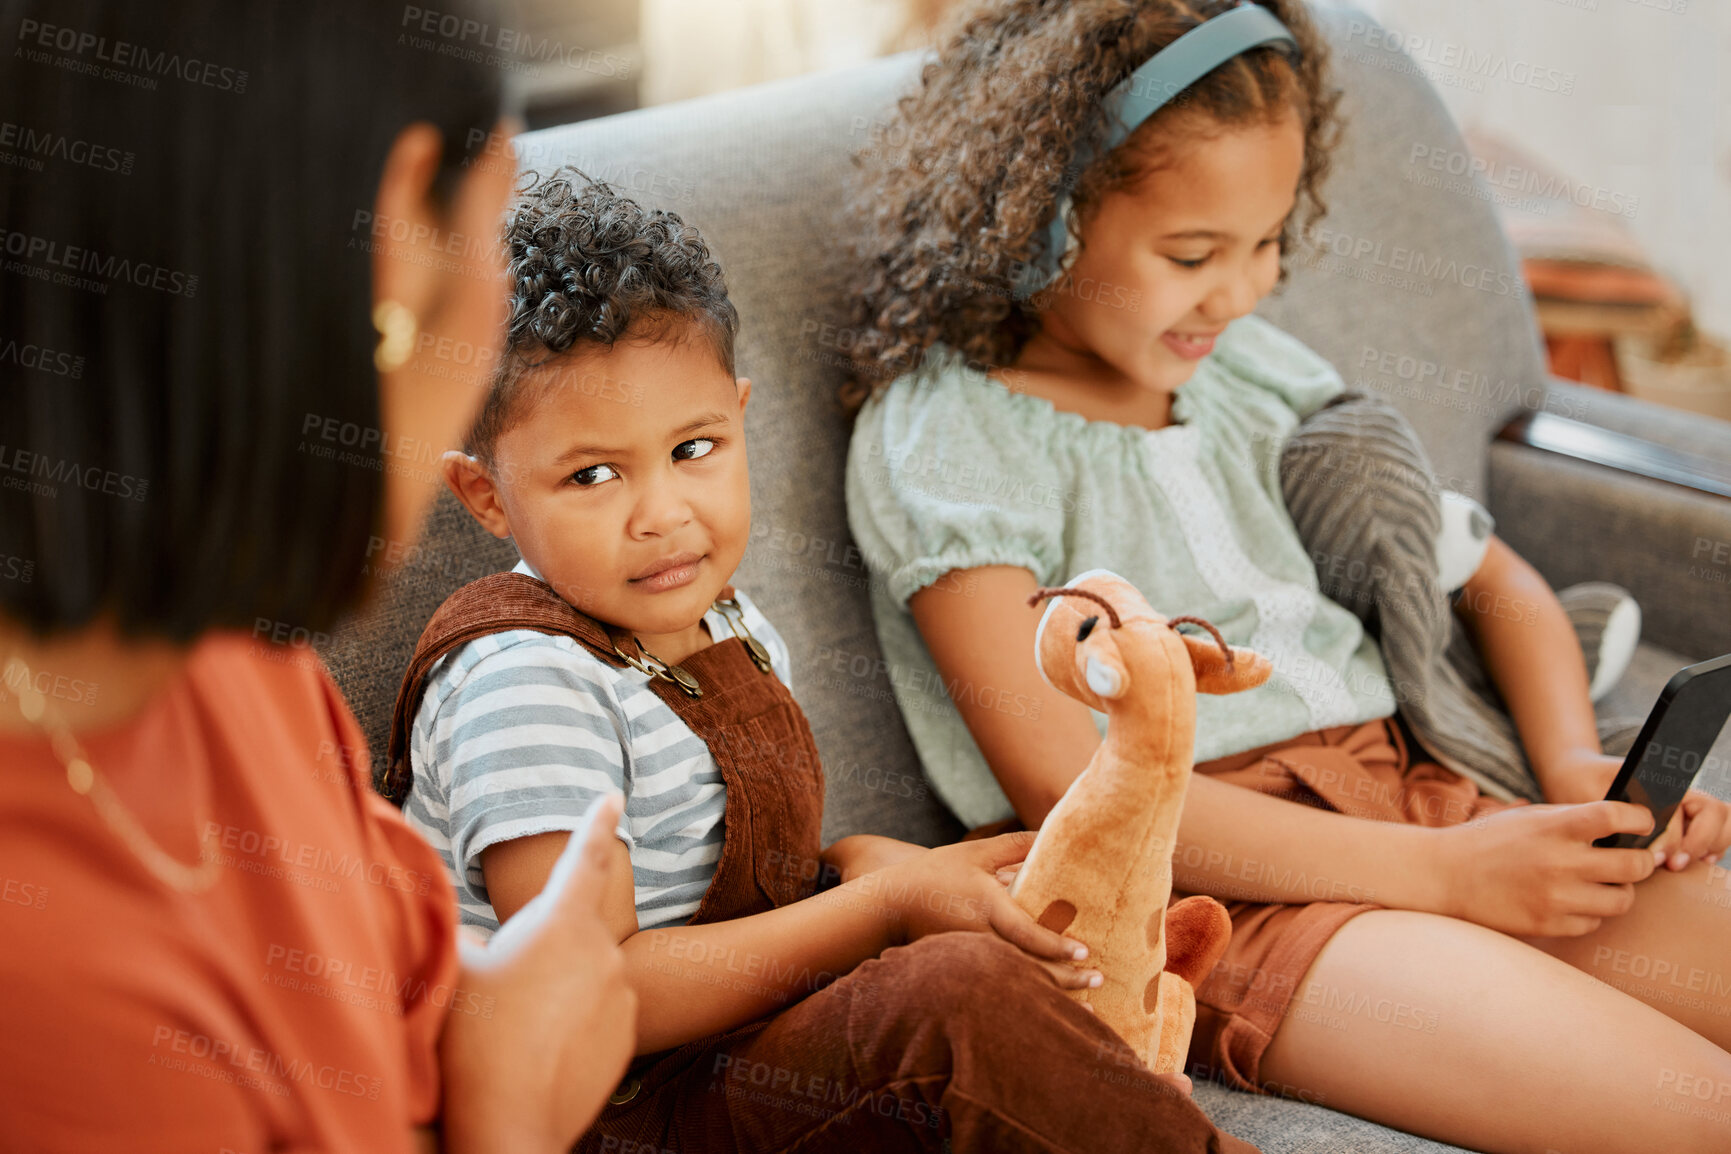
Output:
[321, 4, 1545, 846]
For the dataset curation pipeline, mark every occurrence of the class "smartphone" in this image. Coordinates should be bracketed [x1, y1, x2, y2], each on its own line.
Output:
[1595, 653, 1731, 850]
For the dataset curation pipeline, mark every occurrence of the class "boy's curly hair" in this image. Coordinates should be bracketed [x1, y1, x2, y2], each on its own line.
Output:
[466, 166, 740, 465]
[840, 0, 1343, 398]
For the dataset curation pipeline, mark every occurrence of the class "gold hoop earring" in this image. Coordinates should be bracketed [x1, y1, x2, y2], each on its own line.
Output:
[372, 299, 419, 372]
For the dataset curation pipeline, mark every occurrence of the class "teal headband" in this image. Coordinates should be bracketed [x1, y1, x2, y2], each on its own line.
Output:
[1013, 2, 1300, 300]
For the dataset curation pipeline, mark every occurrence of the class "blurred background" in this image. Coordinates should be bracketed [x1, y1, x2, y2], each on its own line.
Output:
[535, 0, 1729, 421]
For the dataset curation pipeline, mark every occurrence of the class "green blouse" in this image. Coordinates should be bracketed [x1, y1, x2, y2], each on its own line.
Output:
[844, 313, 1399, 830]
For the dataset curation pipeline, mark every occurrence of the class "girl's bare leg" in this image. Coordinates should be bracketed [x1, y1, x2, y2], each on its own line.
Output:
[1258, 908, 1731, 1154]
[1525, 858, 1731, 1051]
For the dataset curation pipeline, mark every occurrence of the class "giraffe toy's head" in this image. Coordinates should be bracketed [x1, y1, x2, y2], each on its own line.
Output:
[1030, 569, 1272, 718]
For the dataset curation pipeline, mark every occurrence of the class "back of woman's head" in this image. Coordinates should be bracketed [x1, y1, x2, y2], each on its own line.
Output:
[0, 0, 510, 641]
[842, 0, 1342, 392]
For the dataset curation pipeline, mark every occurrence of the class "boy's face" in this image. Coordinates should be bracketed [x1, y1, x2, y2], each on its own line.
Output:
[464, 331, 752, 639]
[1038, 109, 1305, 396]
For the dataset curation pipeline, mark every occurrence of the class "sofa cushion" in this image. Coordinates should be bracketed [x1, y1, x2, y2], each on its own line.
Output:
[1193, 1082, 1477, 1153]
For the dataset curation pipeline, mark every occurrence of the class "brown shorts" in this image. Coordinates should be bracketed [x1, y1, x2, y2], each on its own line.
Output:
[966, 715, 1522, 1095]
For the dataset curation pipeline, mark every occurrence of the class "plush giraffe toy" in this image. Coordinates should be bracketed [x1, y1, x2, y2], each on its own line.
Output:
[1009, 569, 1273, 1074]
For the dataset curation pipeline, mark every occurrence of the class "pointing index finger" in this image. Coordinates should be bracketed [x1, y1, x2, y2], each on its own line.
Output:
[546, 791, 624, 912]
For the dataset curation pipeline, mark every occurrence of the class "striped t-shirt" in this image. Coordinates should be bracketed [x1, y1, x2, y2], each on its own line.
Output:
[404, 559, 793, 939]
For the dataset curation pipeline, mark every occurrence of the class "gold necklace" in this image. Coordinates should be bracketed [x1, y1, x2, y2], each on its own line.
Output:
[3, 653, 222, 894]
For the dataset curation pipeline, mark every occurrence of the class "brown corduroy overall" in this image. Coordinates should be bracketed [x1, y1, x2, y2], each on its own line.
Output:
[388, 573, 1259, 1154]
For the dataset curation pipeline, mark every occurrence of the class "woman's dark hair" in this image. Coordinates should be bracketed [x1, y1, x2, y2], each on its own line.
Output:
[840, 0, 1343, 397]
[465, 166, 740, 469]
[0, 0, 513, 641]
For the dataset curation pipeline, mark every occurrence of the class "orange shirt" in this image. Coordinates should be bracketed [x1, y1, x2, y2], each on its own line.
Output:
[0, 631, 460, 1152]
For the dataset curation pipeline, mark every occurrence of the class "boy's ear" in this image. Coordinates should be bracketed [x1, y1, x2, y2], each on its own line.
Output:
[440, 450, 512, 540]
[737, 376, 751, 408]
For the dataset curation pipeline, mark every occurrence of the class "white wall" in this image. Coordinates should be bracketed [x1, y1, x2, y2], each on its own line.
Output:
[638, 0, 907, 106]
[1342, 0, 1730, 342]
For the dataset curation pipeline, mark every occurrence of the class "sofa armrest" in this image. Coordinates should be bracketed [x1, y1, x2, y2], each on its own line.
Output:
[1486, 382, 1731, 661]
[1541, 375, 1731, 465]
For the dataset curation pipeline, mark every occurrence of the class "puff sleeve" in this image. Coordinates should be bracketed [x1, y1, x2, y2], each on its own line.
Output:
[845, 352, 1072, 608]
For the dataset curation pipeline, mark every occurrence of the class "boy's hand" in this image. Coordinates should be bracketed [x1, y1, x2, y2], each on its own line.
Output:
[869, 831, 1105, 994]
[1648, 789, 1731, 871]
[1433, 800, 1658, 937]
[441, 792, 637, 1154]
[1158, 1072, 1195, 1097]
[821, 834, 928, 885]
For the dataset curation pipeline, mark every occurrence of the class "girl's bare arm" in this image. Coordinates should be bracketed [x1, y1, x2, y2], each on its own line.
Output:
[908, 562, 1662, 937]
[908, 565, 1452, 911]
[1448, 533, 1613, 802]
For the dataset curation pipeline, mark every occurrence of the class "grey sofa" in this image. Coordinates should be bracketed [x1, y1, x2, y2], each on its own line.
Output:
[320, 5, 1731, 1150]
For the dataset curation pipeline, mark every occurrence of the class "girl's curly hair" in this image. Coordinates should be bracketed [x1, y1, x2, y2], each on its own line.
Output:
[466, 165, 740, 466]
[839, 0, 1343, 400]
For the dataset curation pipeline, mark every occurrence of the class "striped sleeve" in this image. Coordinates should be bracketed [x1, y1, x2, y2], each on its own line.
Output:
[435, 634, 635, 885]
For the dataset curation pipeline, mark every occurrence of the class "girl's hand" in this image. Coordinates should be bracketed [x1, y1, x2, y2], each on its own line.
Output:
[869, 830, 1105, 995]
[1648, 789, 1731, 871]
[440, 793, 637, 1154]
[1541, 750, 1731, 870]
[820, 834, 929, 886]
[1432, 800, 1659, 937]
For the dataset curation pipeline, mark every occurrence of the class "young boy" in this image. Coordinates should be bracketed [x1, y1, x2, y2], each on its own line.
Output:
[394, 166, 789, 940]
[384, 168, 1256, 1154]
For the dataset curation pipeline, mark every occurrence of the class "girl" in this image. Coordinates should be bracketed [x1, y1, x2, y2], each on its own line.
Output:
[840, 2, 1731, 1151]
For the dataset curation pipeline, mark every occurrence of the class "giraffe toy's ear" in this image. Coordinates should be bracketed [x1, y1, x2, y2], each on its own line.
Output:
[1182, 631, 1273, 696]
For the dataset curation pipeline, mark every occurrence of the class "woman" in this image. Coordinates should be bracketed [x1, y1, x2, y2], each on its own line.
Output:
[0, 1, 635, 1149]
